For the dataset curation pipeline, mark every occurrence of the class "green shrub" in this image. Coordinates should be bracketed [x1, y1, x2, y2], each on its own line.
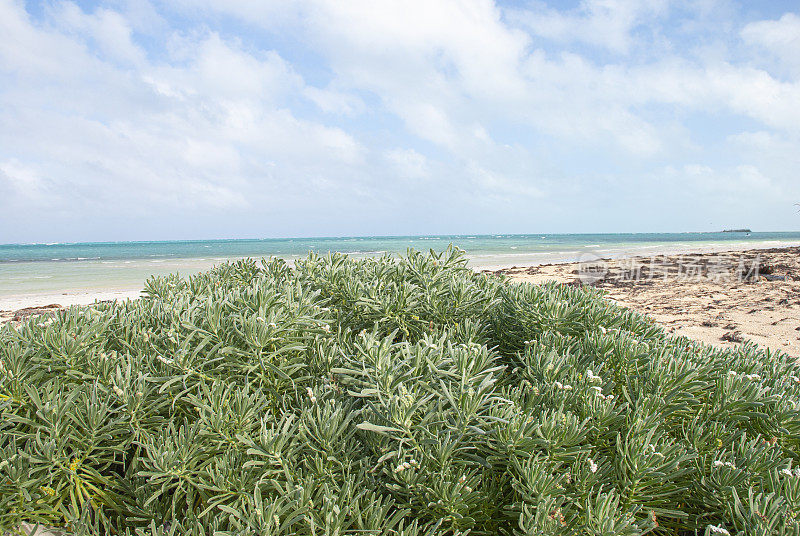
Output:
[1, 248, 799, 535]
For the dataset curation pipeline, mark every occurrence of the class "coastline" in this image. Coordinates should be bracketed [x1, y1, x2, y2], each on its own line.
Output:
[470, 238, 800, 271]
[2, 244, 799, 357]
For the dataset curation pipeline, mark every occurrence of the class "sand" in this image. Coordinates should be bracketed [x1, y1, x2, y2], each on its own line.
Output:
[489, 246, 800, 357]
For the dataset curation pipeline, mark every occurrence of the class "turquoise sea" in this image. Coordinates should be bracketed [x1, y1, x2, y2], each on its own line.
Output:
[2, 232, 800, 300]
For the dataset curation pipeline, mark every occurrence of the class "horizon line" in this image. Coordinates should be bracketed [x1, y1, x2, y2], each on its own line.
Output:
[4, 229, 800, 248]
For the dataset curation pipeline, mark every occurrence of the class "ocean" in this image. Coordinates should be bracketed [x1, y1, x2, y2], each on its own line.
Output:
[2, 232, 800, 300]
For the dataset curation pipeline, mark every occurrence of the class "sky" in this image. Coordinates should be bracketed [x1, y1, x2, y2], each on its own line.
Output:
[1, 0, 799, 242]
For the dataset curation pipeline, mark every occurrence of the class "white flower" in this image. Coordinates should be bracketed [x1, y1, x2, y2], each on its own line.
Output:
[712, 460, 736, 470]
[591, 386, 614, 401]
[321, 324, 331, 333]
[587, 370, 602, 383]
[394, 461, 412, 473]
[708, 524, 730, 535]
[727, 370, 737, 377]
[157, 355, 175, 365]
[780, 468, 794, 477]
[598, 326, 607, 335]
[306, 387, 317, 403]
[745, 373, 761, 381]
[588, 459, 598, 473]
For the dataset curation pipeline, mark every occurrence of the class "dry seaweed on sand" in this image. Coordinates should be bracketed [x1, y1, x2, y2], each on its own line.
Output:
[2, 247, 800, 535]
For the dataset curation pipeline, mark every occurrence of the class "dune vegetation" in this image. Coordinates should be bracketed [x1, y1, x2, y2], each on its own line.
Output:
[1, 247, 800, 535]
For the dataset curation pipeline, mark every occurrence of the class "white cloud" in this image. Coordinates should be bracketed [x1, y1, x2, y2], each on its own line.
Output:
[509, 0, 670, 54]
[1, 0, 800, 239]
[742, 13, 800, 76]
[386, 148, 430, 179]
[0, 0, 368, 235]
[49, 2, 146, 66]
[0, 160, 49, 202]
[303, 85, 364, 115]
[184, 0, 800, 163]
[467, 161, 544, 199]
[663, 163, 774, 194]
[141, 33, 304, 104]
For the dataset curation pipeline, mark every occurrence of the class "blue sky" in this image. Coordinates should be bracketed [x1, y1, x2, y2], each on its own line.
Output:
[1, 0, 799, 242]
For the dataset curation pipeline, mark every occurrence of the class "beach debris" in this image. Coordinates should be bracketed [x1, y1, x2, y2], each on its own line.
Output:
[758, 263, 775, 275]
[10, 304, 63, 322]
[721, 331, 744, 343]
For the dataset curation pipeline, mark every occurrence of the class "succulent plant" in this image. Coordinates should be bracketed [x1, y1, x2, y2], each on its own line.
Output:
[1, 248, 799, 535]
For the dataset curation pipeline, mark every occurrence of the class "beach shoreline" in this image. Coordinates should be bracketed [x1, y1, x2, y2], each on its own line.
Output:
[470, 239, 800, 271]
[3, 245, 799, 357]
